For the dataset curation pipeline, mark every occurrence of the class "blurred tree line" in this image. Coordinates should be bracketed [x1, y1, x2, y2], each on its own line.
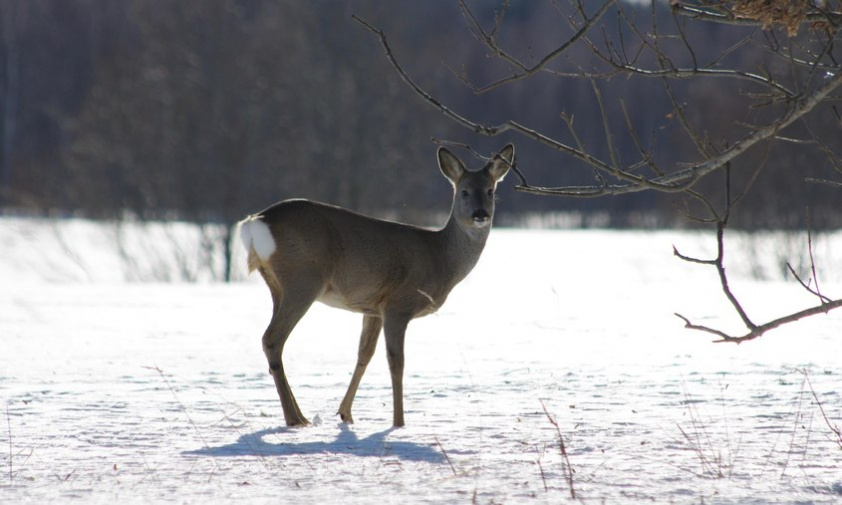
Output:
[1, 0, 839, 232]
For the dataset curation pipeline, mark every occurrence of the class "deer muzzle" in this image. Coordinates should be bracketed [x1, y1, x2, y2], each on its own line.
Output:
[471, 209, 490, 224]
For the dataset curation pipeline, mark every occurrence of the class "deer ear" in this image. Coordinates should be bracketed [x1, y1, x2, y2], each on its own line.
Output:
[488, 144, 514, 182]
[438, 147, 466, 184]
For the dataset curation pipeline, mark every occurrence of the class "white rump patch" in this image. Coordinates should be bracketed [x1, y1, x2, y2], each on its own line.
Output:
[239, 215, 276, 261]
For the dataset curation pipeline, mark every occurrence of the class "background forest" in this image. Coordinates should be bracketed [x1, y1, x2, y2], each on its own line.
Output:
[1, 0, 840, 230]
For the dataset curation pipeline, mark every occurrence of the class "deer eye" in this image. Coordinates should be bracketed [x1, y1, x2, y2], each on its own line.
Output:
[487, 189, 494, 197]
[461, 189, 470, 197]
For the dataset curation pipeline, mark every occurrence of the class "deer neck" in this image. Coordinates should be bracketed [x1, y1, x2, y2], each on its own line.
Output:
[439, 208, 491, 283]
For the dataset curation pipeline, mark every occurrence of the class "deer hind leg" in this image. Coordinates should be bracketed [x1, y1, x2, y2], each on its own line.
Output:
[338, 314, 383, 424]
[260, 272, 321, 427]
[383, 312, 411, 427]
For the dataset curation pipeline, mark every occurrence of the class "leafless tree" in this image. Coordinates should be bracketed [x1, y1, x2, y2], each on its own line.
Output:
[355, 0, 842, 342]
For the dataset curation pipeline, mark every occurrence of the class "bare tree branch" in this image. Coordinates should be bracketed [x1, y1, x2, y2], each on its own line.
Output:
[675, 175, 842, 344]
[679, 298, 842, 344]
[355, 3, 842, 343]
[354, 13, 842, 200]
[521, 71, 842, 198]
[453, 0, 616, 94]
[787, 263, 833, 304]
[806, 177, 842, 187]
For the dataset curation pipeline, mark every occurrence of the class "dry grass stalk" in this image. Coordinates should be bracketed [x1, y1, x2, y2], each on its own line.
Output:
[540, 400, 575, 499]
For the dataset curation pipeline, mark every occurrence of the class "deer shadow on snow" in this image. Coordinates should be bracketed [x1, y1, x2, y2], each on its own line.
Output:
[185, 422, 446, 463]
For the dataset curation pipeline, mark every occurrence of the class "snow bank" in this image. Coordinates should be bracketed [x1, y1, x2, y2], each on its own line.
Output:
[0, 217, 242, 283]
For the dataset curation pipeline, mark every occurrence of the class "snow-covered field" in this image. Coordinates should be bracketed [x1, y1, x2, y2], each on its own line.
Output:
[2, 217, 841, 503]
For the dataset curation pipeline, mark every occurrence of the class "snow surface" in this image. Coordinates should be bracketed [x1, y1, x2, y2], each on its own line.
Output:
[1, 218, 841, 504]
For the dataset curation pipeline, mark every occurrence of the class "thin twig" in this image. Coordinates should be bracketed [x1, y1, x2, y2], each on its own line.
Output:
[591, 79, 622, 172]
[804, 208, 828, 303]
[539, 400, 575, 499]
[351, 15, 504, 137]
[663, 76, 715, 159]
[434, 436, 457, 476]
[535, 444, 549, 492]
[144, 365, 221, 474]
[806, 177, 842, 188]
[786, 212, 832, 304]
[6, 403, 11, 485]
[677, 382, 733, 479]
[431, 138, 487, 161]
[797, 368, 842, 450]
[675, 313, 733, 341]
[728, 139, 774, 211]
[454, 0, 615, 93]
[620, 99, 660, 176]
[673, 246, 716, 265]
[786, 263, 832, 304]
[214, 401, 272, 471]
[780, 372, 808, 478]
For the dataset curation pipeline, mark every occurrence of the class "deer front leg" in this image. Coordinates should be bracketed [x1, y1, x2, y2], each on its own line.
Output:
[384, 313, 411, 427]
[338, 315, 383, 424]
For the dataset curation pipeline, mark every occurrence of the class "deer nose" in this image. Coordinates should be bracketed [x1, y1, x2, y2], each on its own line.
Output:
[472, 209, 490, 223]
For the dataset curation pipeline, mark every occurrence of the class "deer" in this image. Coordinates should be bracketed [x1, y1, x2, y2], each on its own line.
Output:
[238, 144, 513, 427]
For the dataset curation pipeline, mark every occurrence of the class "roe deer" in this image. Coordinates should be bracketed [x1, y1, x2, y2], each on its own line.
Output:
[239, 144, 513, 427]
